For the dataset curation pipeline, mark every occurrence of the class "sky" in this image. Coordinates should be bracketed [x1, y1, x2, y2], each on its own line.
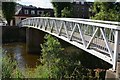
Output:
[17, 0, 94, 9]
[17, 0, 120, 8]
[17, 0, 53, 8]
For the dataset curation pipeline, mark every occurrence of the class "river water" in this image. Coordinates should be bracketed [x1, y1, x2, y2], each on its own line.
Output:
[2, 42, 80, 70]
[2, 42, 77, 69]
[2, 42, 40, 70]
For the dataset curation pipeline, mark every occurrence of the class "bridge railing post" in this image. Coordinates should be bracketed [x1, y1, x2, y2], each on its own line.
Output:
[113, 30, 120, 70]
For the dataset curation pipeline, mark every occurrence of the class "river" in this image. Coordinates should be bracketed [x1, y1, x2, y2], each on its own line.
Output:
[2, 42, 40, 70]
[2, 42, 78, 69]
[2, 42, 110, 71]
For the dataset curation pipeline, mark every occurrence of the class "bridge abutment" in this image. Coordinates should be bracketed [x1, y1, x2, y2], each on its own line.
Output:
[26, 28, 45, 53]
[105, 62, 120, 79]
[116, 62, 120, 79]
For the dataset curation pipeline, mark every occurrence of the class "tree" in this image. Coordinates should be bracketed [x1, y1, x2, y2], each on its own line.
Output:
[34, 35, 64, 78]
[51, 1, 72, 17]
[41, 12, 51, 17]
[61, 7, 73, 17]
[91, 1, 120, 21]
[35, 35, 105, 79]
[2, 2, 16, 25]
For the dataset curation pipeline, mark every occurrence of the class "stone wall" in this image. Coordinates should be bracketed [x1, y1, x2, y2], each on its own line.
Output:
[2, 26, 26, 43]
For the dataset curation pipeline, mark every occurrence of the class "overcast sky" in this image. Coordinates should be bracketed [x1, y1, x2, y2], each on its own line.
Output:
[17, 0, 53, 8]
[17, 0, 95, 8]
[17, 0, 120, 8]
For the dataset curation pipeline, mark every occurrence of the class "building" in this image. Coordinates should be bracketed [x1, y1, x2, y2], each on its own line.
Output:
[72, 2, 93, 19]
[0, 1, 2, 17]
[15, 4, 54, 25]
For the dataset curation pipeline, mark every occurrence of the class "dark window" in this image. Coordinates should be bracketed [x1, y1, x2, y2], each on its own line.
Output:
[24, 10, 29, 14]
[37, 11, 42, 15]
[31, 10, 35, 14]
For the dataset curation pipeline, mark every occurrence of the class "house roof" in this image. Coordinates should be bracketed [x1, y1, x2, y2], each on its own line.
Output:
[15, 4, 54, 16]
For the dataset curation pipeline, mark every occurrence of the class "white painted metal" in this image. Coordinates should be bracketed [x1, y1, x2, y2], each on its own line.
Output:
[86, 27, 98, 49]
[68, 18, 119, 25]
[100, 28, 113, 60]
[113, 31, 120, 70]
[19, 17, 120, 71]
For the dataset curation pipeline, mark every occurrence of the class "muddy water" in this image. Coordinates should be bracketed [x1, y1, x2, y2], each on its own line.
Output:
[2, 42, 40, 70]
[2, 42, 79, 70]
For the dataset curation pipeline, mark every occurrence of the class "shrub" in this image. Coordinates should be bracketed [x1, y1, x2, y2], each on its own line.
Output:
[2, 54, 24, 79]
[35, 35, 99, 79]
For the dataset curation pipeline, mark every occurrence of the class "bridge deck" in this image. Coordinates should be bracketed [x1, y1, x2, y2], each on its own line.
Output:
[51, 28, 120, 61]
[19, 17, 120, 70]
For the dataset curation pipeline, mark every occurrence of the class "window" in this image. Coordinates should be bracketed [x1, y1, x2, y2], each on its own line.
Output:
[37, 10, 42, 15]
[41, 11, 44, 16]
[31, 10, 35, 14]
[24, 10, 29, 14]
[82, 7, 84, 11]
[81, 1, 84, 5]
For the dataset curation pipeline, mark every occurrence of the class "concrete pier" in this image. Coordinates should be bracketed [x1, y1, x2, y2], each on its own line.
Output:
[116, 62, 120, 79]
[105, 62, 120, 80]
[26, 28, 45, 53]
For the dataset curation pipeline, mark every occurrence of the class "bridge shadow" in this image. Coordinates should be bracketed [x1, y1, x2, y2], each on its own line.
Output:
[58, 38, 112, 69]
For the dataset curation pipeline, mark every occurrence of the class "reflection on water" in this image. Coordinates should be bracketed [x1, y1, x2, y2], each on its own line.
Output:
[2, 43, 40, 70]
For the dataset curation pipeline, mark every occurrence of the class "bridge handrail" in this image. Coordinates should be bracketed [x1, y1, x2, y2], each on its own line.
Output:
[20, 17, 120, 70]
[68, 18, 120, 25]
[22, 17, 120, 30]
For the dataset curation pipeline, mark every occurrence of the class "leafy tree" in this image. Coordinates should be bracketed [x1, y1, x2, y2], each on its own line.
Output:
[2, 2, 16, 25]
[51, 1, 72, 17]
[41, 35, 64, 78]
[34, 35, 103, 79]
[61, 7, 73, 17]
[91, 1, 120, 21]
[41, 12, 51, 17]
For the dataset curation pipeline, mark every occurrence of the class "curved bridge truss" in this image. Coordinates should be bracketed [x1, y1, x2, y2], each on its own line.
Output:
[19, 17, 120, 70]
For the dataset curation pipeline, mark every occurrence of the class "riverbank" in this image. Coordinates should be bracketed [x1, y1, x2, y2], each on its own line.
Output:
[2, 26, 112, 79]
[2, 35, 111, 79]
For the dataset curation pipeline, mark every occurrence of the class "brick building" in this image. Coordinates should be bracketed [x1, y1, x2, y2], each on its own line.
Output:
[15, 4, 54, 25]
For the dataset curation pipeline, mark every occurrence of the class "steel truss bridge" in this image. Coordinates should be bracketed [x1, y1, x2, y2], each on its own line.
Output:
[19, 17, 120, 70]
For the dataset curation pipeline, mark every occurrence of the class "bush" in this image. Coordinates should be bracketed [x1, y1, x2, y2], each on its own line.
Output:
[34, 35, 101, 79]
[2, 54, 24, 79]
[2, 55, 16, 78]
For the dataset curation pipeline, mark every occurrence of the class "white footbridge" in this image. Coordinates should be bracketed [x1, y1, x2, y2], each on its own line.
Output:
[19, 17, 120, 70]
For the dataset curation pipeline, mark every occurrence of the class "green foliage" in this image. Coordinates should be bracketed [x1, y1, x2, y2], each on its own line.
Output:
[11, 68, 24, 79]
[41, 12, 51, 17]
[51, 2, 72, 17]
[2, 35, 107, 79]
[34, 35, 104, 79]
[34, 64, 50, 78]
[2, 2, 16, 25]
[35, 35, 63, 78]
[91, 2, 120, 21]
[61, 7, 73, 17]
[2, 54, 24, 79]
[2, 55, 16, 78]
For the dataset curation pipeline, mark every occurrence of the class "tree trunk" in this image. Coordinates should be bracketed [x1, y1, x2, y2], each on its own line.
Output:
[7, 19, 11, 26]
